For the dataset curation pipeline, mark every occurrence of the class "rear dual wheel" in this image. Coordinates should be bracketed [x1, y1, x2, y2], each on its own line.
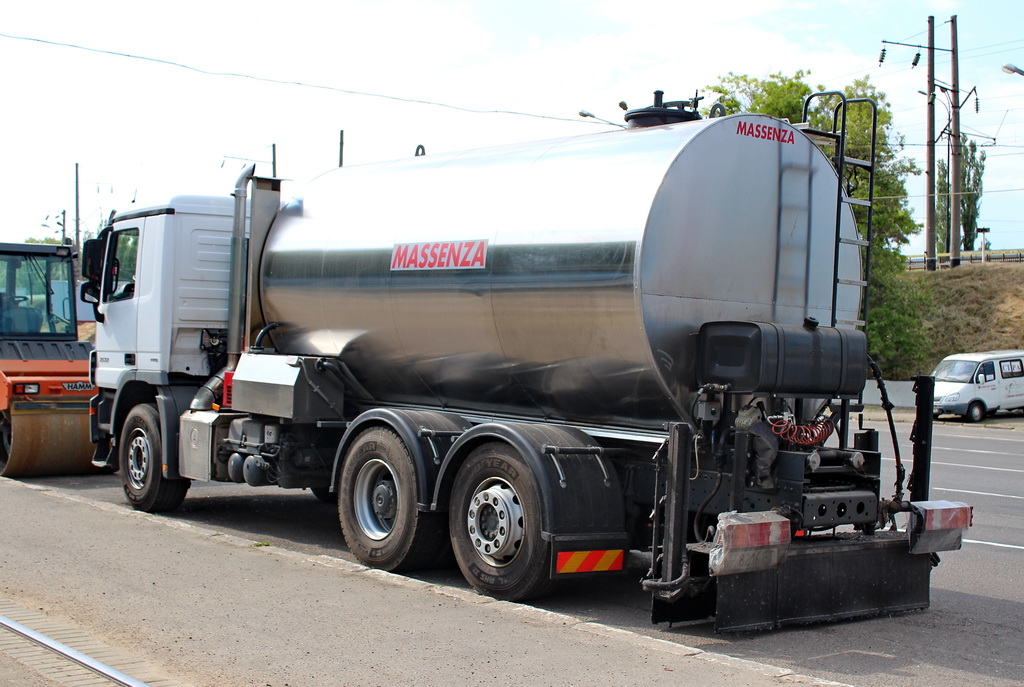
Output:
[448, 442, 556, 601]
[338, 428, 448, 571]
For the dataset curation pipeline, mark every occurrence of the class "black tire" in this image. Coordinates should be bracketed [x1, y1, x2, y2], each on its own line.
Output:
[119, 404, 189, 512]
[449, 442, 557, 601]
[338, 427, 448, 571]
[964, 401, 985, 423]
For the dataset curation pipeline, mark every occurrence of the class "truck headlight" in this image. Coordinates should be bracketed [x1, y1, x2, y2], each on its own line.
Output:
[943, 392, 960, 403]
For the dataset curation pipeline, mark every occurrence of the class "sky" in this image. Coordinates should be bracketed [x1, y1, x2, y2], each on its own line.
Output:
[2, 0, 1022, 256]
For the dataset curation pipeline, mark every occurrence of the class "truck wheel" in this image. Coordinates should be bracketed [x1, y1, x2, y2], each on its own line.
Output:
[965, 401, 985, 423]
[119, 404, 189, 512]
[449, 442, 557, 601]
[338, 428, 447, 571]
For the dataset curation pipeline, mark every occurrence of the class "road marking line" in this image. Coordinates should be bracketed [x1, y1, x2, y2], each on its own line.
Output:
[880, 458, 1023, 472]
[934, 487, 1024, 500]
[964, 539, 1024, 551]
[935, 446, 1023, 457]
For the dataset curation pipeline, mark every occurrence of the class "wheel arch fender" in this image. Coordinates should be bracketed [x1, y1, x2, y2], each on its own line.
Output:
[333, 408, 472, 509]
[433, 422, 627, 537]
[110, 381, 198, 479]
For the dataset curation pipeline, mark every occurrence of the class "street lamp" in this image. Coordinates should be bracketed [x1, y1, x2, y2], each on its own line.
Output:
[579, 110, 626, 129]
[977, 227, 990, 263]
[1002, 63, 1024, 77]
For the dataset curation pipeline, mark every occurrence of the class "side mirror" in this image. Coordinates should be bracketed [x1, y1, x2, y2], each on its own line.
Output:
[81, 236, 105, 283]
[80, 281, 99, 304]
[79, 281, 104, 323]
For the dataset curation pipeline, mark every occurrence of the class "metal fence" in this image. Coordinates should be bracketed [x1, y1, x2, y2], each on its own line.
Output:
[906, 249, 1024, 270]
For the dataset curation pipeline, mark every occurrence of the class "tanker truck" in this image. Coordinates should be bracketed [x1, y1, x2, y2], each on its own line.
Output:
[81, 92, 970, 631]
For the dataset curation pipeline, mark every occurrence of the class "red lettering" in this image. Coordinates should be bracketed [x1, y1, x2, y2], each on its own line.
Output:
[391, 239, 488, 270]
[736, 120, 795, 145]
[469, 241, 486, 267]
[391, 244, 410, 270]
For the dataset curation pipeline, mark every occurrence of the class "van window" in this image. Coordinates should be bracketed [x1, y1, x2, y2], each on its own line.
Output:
[977, 361, 996, 384]
[1000, 359, 1023, 379]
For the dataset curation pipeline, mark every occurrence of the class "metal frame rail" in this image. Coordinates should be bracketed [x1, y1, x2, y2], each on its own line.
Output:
[0, 613, 151, 687]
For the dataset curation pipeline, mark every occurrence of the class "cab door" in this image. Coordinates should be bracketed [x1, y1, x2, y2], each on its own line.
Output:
[974, 360, 1000, 411]
[93, 225, 140, 390]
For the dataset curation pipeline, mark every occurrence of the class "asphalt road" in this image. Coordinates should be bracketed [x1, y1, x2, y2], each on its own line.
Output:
[2, 416, 1021, 686]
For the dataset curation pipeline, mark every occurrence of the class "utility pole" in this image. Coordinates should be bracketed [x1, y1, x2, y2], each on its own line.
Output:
[926, 16, 937, 270]
[74, 163, 81, 254]
[949, 15, 962, 267]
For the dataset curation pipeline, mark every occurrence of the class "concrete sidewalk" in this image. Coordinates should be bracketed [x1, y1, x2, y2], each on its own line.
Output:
[0, 477, 847, 687]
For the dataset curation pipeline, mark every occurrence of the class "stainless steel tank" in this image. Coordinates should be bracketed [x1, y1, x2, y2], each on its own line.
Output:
[259, 114, 860, 429]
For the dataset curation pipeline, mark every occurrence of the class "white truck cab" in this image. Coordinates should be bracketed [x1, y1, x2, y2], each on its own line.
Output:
[932, 350, 1024, 421]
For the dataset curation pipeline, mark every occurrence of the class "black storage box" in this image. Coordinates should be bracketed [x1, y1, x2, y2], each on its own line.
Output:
[696, 320, 866, 397]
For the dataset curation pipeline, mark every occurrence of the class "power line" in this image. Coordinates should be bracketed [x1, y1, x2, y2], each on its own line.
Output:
[0, 31, 603, 127]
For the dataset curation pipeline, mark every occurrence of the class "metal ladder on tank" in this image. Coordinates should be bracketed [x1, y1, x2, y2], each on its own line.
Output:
[795, 93, 878, 332]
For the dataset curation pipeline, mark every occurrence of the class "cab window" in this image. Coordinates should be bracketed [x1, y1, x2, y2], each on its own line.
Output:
[104, 228, 139, 302]
[976, 361, 996, 384]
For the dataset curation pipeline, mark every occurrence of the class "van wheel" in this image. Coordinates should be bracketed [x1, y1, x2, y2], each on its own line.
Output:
[965, 402, 985, 423]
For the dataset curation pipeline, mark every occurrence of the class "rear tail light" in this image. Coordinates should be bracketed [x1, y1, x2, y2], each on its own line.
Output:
[909, 500, 973, 554]
[708, 511, 791, 576]
[13, 383, 40, 394]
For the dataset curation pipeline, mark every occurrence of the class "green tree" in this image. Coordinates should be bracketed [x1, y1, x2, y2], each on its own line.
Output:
[25, 237, 62, 245]
[959, 136, 986, 251]
[706, 72, 928, 377]
[706, 70, 820, 121]
[936, 159, 951, 254]
[936, 136, 986, 253]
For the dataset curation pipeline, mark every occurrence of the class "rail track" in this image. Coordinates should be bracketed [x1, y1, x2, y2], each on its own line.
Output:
[0, 612, 150, 687]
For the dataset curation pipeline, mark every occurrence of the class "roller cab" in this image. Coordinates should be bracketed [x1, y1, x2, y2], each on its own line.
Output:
[0, 243, 95, 477]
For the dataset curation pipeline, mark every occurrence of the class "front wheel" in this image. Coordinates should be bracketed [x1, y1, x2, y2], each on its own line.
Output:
[449, 442, 557, 601]
[337, 428, 448, 571]
[119, 404, 189, 512]
[964, 401, 986, 423]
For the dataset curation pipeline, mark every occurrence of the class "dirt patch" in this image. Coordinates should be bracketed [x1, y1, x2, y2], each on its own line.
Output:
[912, 263, 1024, 368]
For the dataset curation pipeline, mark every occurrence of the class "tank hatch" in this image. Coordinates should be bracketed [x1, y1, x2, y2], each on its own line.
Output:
[624, 90, 704, 128]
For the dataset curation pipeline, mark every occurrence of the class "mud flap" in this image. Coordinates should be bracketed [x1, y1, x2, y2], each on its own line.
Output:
[714, 532, 931, 632]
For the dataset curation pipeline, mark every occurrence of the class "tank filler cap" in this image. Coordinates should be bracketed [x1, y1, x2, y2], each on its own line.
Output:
[803, 317, 819, 330]
[624, 90, 704, 129]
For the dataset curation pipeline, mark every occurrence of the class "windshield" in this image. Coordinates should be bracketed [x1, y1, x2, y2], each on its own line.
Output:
[931, 359, 978, 383]
[0, 251, 77, 338]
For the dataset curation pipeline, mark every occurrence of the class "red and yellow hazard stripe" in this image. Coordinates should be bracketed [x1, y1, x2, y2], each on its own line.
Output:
[555, 549, 624, 574]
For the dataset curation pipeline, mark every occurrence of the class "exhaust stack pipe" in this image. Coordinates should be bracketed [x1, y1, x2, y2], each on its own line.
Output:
[190, 164, 254, 412]
[228, 165, 256, 369]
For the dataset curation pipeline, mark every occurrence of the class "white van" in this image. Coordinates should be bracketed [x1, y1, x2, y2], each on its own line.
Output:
[932, 350, 1024, 422]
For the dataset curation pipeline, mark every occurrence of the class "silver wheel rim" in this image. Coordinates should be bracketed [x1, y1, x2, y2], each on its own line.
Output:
[466, 477, 525, 567]
[126, 430, 150, 490]
[353, 458, 398, 541]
